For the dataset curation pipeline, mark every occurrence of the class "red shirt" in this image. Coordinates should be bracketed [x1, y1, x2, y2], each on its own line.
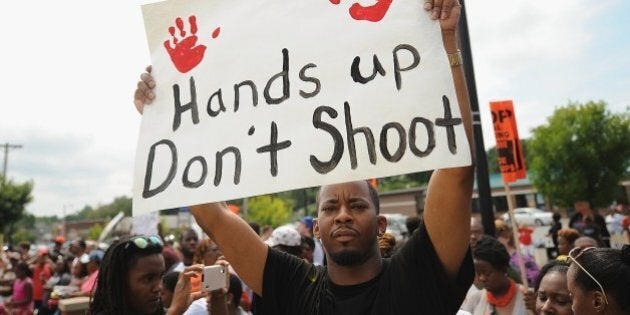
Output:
[32, 263, 52, 300]
[518, 227, 533, 246]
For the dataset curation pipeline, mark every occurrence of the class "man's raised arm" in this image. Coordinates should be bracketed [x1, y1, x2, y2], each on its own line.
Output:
[422, 0, 475, 280]
[189, 203, 268, 295]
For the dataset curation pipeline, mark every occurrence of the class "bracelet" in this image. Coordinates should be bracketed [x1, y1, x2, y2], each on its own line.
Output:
[448, 49, 463, 67]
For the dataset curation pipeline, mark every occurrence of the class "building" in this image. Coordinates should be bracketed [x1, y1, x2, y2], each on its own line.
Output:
[378, 172, 543, 216]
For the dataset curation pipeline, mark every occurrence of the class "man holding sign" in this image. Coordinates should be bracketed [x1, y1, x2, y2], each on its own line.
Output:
[134, 0, 473, 313]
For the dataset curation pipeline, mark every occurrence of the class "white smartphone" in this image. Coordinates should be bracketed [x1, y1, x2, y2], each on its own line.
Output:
[201, 265, 229, 292]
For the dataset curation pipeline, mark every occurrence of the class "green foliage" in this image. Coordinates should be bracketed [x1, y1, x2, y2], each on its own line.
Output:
[246, 195, 293, 228]
[377, 171, 432, 191]
[528, 101, 630, 207]
[14, 212, 36, 230]
[12, 228, 36, 244]
[87, 223, 104, 241]
[272, 188, 316, 217]
[65, 196, 132, 221]
[0, 177, 33, 233]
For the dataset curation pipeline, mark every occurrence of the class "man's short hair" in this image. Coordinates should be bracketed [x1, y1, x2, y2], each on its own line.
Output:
[180, 228, 198, 241]
[316, 180, 380, 214]
[74, 239, 87, 250]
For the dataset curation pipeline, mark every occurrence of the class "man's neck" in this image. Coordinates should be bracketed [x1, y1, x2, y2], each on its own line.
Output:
[326, 252, 383, 286]
[183, 254, 193, 266]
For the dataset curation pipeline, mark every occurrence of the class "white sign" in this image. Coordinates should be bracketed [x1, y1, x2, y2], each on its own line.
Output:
[133, 0, 471, 216]
[132, 212, 160, 236]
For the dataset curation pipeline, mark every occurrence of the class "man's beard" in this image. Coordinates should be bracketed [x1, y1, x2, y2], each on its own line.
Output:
[328, 249, 371, 266]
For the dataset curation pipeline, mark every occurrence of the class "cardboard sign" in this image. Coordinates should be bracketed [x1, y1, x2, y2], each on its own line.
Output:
[490, 100, 526, 183]
[133, 0, 472, 215]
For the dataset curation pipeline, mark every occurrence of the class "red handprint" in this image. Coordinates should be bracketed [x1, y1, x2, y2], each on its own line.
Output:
[164, 15, 207, 73]
[329, 0, 393, 22]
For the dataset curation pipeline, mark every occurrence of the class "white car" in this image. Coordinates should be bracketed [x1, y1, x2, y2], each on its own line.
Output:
[501, 207, 553, 226]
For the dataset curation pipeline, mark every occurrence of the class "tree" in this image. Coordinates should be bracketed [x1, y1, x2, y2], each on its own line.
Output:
[90, 196, 132, 218]
[528, 101, 630, 207]
[246, 195, 293, 228]
[65, 196, 132, 221]
[12, 228, 36, 244]
[377, 171, 432, 191]
[0, 177, 33, 242]
[272, 188, 318, 217]
[87, 223, 104, 241]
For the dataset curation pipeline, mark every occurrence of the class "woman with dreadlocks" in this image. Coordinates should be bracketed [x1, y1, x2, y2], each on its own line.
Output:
[89, 235, 204, 315]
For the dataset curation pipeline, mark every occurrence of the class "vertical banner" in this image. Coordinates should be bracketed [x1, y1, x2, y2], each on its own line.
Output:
[490, 99, 530, 287]
[490, 100, 527, 183]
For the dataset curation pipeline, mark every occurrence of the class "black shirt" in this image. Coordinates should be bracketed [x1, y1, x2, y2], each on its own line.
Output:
[260, 221, 474, 315]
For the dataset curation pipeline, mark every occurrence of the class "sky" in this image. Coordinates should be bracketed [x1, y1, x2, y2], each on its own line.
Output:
[1, 0, 629, 217]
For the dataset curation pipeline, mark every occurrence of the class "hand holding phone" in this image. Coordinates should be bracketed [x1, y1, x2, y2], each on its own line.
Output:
[201, 265, 229, 292]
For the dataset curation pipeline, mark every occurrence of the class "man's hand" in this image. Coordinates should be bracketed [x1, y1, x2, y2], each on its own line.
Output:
[133, 65, 156, 114]
[423, 0, 461, 34]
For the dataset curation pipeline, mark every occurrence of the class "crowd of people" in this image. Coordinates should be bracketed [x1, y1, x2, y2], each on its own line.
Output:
[460, 202, 630, 315]
[1, 201, 629, 315]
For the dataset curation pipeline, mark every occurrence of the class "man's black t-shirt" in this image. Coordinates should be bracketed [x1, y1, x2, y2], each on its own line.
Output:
[261, 221, 474, 315]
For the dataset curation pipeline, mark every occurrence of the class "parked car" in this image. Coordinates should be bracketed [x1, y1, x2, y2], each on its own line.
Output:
[501, 207, 553, 226]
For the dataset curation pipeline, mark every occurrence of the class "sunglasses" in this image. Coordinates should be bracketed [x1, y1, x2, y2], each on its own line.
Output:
[124, 235, 164, 250]
[567, 246, 609, 305]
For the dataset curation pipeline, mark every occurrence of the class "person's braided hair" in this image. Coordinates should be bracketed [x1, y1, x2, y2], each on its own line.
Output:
[571, 245, 630, 312]
[472, 235, 510, 272]
[89, 237, 164, 315]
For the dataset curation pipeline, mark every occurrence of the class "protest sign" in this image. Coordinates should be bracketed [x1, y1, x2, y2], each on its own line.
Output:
[490, 100, 527, 183]
[133, 0, 471, 215]
[490, 99, 529, 286]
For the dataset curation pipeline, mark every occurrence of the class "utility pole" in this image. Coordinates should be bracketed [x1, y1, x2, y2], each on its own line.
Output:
[1, 143, 23, 185]
[61, 204, 72, 238]
[458, 0, 495, 236]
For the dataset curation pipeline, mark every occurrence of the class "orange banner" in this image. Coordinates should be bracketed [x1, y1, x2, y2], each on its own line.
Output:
[490, 100, 527, 183]
[368, 178, 378, 189]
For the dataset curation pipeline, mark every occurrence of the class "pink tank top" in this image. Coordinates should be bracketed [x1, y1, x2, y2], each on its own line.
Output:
[12, 277, 34, 313]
